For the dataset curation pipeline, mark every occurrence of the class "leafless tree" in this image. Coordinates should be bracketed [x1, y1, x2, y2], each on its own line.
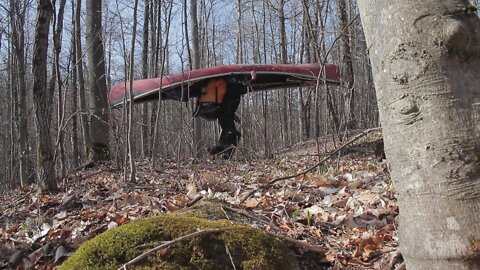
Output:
[9, 0, 30, 187]
[32, 0, 57, 192]
[86, 0, 110, 161]
[74, 0, 90, 160]
[126, 0, 139, 182]
[191, 0, 204, 158]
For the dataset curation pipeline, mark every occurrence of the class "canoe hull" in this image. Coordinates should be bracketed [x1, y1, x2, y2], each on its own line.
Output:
[109, 63, 340, 108]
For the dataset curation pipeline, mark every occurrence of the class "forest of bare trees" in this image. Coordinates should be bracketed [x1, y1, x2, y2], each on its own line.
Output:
[0, 0, 385, 192]
[1, 1, 480, 269]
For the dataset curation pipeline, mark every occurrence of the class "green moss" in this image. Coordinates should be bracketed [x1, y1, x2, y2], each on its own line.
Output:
[60, 209, 297, 270]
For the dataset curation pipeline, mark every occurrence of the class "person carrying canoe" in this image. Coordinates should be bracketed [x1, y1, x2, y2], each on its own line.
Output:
[193, 77, 246, 159]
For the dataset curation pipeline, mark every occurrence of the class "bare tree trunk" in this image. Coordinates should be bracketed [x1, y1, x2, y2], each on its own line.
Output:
[259, 0, 272, 158]
[51, 0, 67, 180]
[141, 0, 150, 159]
[32, 0, 57, 193]
[151, 0, 173, 166]
[236, 0, 243, 64]
[337, 0, 355, 130]
[74, 0, 90, 159]
[358, 1, 480, 269]
[10, 0, 31, 187]
[86, 0, 110, 161]
[149, 0, 160, 161]
[70, 21, 80, 168]
[182, 0, 192, 69]
[190, 0, 204, 158]
[278, 0, 290, 146]
[7, 20, 17, 188]
[298, 0, 311, 141]
[126, 0, 139, 182]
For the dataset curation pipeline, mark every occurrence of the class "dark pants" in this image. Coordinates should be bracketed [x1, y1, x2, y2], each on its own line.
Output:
[209, 96, 241, 159]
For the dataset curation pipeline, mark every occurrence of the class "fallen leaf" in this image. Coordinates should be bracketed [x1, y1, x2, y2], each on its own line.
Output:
[244, 198, 260, 209]
[186, 182, 197, 198]
[54, 245, 71, 265]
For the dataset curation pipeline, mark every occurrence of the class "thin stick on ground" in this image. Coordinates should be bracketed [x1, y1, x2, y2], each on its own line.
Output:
[185, 195, 204, 207]
[225, 244, 237, 270]
[222, 206, 277, 229]
[264, 231, 328, 254]
[119, 228, 225, 270]
[240, 127, 382, 204]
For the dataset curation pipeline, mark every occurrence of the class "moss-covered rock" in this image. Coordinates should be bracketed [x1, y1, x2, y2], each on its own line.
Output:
[60, 201, 299, 270]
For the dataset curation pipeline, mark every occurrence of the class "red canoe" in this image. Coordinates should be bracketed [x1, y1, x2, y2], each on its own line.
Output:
[109, 63, 340, 108]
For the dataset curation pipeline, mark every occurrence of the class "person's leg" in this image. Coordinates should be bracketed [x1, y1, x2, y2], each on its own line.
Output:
[209, 97, 241, 159]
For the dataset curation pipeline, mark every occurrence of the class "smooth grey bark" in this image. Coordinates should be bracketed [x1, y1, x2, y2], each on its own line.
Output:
[32, 0, 58, 193]
[358, 1, 480, 269]
[86, 0, 110, 161]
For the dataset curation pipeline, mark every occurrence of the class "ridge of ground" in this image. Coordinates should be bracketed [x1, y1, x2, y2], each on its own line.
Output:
[0, 132, 400, 269]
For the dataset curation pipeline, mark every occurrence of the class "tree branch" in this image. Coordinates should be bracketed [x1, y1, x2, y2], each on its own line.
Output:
[240, 127, 382, 204]
[119, 228, 225, 270]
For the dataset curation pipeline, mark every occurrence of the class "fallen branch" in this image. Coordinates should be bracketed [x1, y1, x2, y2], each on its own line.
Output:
[222, 206, 278, 229]
[4, 191, 34, 214]
[69, 161, 95, 173]
[185, 195, 204, 207]
[240, 127, 382, 204]
[119, 228, 225, 270]
[70, 168, 112, 183]
[225, 244, 237, 270]
[264, 231, 328, 254]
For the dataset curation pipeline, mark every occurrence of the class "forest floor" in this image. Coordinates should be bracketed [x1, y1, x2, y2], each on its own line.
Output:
[0, 130, 402, 270]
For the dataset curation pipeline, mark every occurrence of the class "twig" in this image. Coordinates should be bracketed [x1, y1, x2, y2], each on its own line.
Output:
[5, 191, 34, 210]
[225, 244, 237, 270]
[185, 195, 204, 207]
[220, 207, 231, 220]
[8, 237, 29, 245]
[118, 228, 225, 270]
[264, 231, 328, 254]
[240, 127, 382, 203]
[222, 206, 278, 229]
[69, 161, 95, 173]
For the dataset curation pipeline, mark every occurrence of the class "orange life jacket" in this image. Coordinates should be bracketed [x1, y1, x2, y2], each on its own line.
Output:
[200, 78, 227, 104]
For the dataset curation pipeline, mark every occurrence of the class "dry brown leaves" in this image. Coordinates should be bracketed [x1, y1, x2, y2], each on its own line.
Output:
[0, 137, 398, 269]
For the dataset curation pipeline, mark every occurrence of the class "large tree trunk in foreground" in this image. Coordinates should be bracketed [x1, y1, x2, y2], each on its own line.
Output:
[86, 0, 110, 161]
[357, 1, 480, 269]
[32, 0, 57, 192]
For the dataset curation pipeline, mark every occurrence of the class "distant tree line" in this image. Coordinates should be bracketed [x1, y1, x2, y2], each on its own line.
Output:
[0, 0, 387, 192]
